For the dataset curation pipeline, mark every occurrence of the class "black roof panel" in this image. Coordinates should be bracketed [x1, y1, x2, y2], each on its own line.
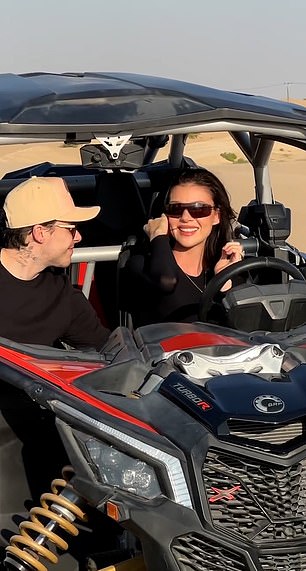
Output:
[0, 72, 306, 136]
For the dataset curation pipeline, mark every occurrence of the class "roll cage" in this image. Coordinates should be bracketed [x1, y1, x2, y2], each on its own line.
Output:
[0, 72, 306, 327]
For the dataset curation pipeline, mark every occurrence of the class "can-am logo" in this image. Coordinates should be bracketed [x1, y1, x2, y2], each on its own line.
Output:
[172, 382, 212, 411]
[209, 485, 241, 503]
[253, 394, 285, 414]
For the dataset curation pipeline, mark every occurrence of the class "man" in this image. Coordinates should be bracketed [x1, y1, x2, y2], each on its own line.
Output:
[0, 176, 110, 349]
[0, 177, 113, 520]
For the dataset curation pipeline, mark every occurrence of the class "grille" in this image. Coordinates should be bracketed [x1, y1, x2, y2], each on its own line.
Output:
[259, 552, 306, 570]
[227, 419, 303, 445]
[203, 450, 306, 542]
[171, 533, 247, 571]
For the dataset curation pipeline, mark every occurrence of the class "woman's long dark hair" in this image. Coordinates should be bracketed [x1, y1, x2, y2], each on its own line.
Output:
[166, 168, 237, 269]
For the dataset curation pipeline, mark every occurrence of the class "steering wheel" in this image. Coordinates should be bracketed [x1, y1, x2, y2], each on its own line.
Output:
[199, 256, 306, 322]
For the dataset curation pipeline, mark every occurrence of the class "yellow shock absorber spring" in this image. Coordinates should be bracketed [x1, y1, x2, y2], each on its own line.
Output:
[5, 474, 87, 571]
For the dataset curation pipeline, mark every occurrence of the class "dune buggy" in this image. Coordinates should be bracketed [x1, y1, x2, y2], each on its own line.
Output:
[1, 72, 306, 571]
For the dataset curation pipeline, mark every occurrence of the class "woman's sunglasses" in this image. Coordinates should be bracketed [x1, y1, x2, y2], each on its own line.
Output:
[164, 202, 216, 218]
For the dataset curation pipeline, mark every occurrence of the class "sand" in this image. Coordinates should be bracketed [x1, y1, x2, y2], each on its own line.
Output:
[0, 121, 305, 250]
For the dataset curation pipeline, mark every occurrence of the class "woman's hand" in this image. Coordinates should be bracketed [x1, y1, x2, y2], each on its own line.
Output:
[214, 241, 244, 291]
[143, 213, 169, 241]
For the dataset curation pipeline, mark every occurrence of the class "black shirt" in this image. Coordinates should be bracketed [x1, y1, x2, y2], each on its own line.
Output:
[0, 263, 110, 349]
[124, 235, 215, 327]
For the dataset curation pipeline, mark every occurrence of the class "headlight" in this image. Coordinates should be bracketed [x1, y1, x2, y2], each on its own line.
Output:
[51, 401, 193, 509]
[85, 437, 162, 499]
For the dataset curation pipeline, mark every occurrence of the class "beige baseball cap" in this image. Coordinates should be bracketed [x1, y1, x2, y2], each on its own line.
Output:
[3, 176, 101, 228]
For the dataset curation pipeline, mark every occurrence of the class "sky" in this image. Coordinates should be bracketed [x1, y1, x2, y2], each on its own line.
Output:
[1, 0, 306, 101]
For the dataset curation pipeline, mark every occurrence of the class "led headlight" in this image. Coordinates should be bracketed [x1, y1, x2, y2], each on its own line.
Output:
[51, 401, 193, 509]
[85, 437, 162, 499]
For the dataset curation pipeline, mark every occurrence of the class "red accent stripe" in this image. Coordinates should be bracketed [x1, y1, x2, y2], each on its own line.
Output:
[77, 262, 88, 286]
[32, 361, 106, 385]
[0, 346, 157, 433]
[76, 265, 108, 326]
[161, 332, 249, 352]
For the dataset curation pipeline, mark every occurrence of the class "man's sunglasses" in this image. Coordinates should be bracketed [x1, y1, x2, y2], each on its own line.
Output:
[54, 223, 78, 238]
[164, 202, 216, 218]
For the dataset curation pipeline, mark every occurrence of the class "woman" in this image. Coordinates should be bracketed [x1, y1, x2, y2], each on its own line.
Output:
[124, 168, 244, 326]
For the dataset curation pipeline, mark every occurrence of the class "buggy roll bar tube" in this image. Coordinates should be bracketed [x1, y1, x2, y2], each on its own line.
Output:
[71, 245, 121, 298]
[229, 133, 275, 204]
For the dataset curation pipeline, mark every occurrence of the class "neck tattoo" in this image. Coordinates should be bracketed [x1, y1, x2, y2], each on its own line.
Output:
[184, 270, 207, 294]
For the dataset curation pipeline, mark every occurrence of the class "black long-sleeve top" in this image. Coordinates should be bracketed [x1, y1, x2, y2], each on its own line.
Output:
[0, 263, 110, 349]
[124, 235, 215, 327]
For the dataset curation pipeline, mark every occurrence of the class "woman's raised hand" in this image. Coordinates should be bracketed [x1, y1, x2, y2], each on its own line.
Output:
[214, 241, 244, 291]
[143, 213, 169, 241]
[214, 241, 244, 274]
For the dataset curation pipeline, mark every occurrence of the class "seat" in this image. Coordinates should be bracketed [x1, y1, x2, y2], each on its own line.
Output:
[93, 165, 197, 328]
[94, 171, 147, 244]
[141, 165, 194, 219]
[91, 171, 147, 329]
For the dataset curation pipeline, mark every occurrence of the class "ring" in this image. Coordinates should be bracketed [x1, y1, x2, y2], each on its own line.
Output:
[241, 250, 245, 259]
